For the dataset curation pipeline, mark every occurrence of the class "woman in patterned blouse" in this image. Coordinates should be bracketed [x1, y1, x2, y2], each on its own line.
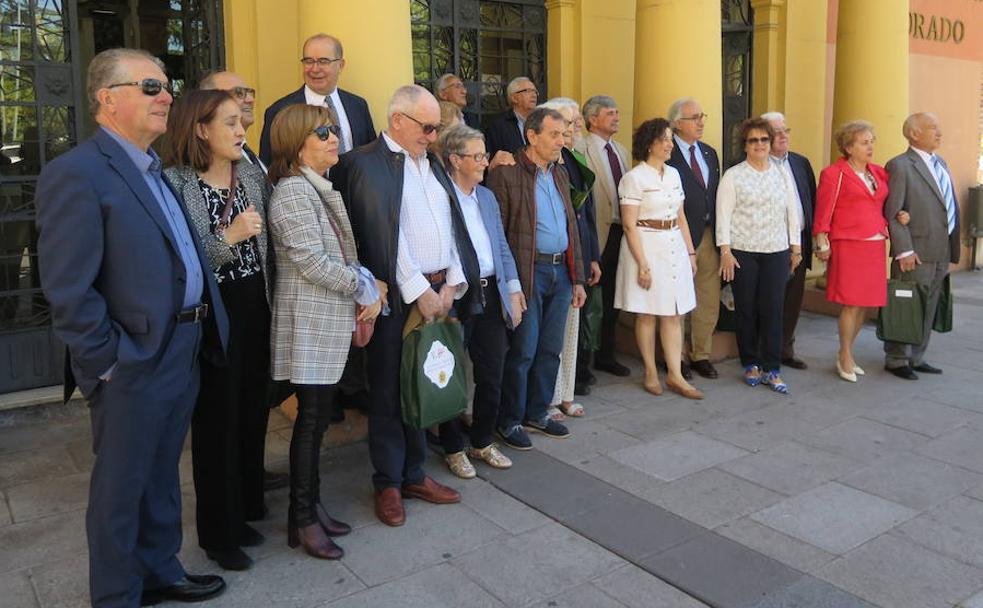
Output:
[163, 89, 273, 572]
[716, 118, 802, 394]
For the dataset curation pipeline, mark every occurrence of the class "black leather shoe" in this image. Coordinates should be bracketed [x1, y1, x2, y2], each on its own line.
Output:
[886, 365, 919, 380]
[574, 382, 591, 396]
[263, 469, 289, 492]
[782, 357, 808, 370]
[690, 360, 718, 379]
[595, 358, 631, 377]
[912, 362, 942, 374]
[585, 372, 598, 386]
[205, 547, 253, 571]
[680, 362, 694, 381]
[141, 574, 226, 605]
[240, 523, 265, 547]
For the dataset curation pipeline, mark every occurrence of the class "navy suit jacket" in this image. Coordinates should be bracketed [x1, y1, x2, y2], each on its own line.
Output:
[668, 140, 720, 249]
[258, 86, 375, 166]
[785, 151, 817, 268]
[484, 110, 526, 160]
[35, 129, 228, 401]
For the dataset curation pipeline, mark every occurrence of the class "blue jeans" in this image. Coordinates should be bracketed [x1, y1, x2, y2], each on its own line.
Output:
[500, 262, 573, 430]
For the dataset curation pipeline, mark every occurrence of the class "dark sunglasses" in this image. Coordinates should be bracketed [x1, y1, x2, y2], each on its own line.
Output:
[107, 78, 173, 96]
[311, 124, 342, 141]
[746, 136, 771, 145]
[400, 112, 440, 135]
[229, 86, 256, 100]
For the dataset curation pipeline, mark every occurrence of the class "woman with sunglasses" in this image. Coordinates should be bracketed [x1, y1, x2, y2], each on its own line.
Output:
[267, 104, 385, 559]
[716, 117, 802, 394]
[162, 89, 271, 571]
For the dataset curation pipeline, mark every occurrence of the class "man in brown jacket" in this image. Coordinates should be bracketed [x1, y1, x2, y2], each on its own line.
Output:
[487, 107, 587, 450]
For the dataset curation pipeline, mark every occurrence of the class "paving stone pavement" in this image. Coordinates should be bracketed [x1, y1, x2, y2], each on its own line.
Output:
[2, 275, 983, 607]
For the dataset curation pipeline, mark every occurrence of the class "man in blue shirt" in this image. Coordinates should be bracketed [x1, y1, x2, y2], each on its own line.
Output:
[35, 48, 228, 607]
[487, 107, 587, 450]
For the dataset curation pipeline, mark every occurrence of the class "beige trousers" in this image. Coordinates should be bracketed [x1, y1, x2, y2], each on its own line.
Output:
[688, 226, 721, 362]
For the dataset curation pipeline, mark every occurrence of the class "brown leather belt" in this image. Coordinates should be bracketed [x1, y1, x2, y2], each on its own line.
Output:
[423, 269, 447, 285]
[637, 219, 678, 230]
[535, 251, 565, 265]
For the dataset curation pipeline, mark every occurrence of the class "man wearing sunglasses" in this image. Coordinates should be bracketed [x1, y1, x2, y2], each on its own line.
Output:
[35, 48, 229, 607]
[258, 33, 375, 167]
[201, 71, 268, 175]
[333, 85, 480, 527]
[485, 76, 540, 159]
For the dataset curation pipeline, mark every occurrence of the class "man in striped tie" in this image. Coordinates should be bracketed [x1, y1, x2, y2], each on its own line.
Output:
[883, 112, 961, 380]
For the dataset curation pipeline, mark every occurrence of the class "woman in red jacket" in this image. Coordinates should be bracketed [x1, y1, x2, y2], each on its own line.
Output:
[813, 120, 889, 383]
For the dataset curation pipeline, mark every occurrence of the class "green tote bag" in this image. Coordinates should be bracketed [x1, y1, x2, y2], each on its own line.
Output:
[400, 307, 468, 429]
[877, 274, 928, 345]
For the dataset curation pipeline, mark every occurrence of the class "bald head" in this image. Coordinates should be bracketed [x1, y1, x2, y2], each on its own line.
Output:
[200, 71, 256, 130]
[387, 85, 440, 158]
[903, 112, 942, 153]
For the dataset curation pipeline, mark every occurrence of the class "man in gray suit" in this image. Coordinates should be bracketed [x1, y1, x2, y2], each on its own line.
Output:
[883, 112, 960, 380]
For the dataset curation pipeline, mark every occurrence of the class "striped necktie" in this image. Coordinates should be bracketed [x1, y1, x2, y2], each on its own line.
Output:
[932, 155, 956, 234]
[324, 95, 348, 154]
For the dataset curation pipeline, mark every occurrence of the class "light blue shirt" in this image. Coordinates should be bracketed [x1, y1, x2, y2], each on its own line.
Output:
[102, 127, 203, 308]
[515, 111, 527, 145]
[674, 134, 710, 190]
[534, 165, 569, 255]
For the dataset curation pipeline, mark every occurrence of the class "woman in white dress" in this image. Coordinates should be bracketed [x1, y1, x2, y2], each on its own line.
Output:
[615, 118, 703, 400]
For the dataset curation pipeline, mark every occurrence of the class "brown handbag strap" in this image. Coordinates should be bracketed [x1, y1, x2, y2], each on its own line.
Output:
[217, 163, 239, 229]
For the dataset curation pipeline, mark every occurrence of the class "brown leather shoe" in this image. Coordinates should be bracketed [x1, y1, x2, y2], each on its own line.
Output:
[316, 503, 352, 537]
[401, 476, 461, 504]
[375, 488, 405, 526]
[287, 522, 344, 560]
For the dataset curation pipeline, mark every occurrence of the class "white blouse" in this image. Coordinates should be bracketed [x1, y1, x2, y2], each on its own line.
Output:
[715, 160, 801, 253]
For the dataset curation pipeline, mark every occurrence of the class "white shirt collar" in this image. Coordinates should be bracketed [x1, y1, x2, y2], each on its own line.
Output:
[673, 134, 697, 154]
[588, 131, 612, 147]
[452, 180, 476, 200]
[381, 131, 427, 163]
[911, 146, 935, 164]
[303, 85, 338, 106]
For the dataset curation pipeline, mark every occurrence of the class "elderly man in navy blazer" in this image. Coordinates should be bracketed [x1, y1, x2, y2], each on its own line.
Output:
[35, 49, 228, 607]
[258, 33, 375, 165]
[484, 76, 539, 159]
[667, 97, 721, 380]
[763, 112, 817, 370]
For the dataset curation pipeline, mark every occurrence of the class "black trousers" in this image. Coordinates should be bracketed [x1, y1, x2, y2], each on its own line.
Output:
[782, 253, 808, 360]
[367, 294, 427, 490]
[191, 273, 269, 551]
[440, 283, 508, 453]
[289, 384, 337, 527]
[731, 249, 790, 372]
[598, 223, 623, 361]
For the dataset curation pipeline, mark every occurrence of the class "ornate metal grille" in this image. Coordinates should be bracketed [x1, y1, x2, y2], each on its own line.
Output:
[411, 0, 546, 129]
[721, 0, 753, 167]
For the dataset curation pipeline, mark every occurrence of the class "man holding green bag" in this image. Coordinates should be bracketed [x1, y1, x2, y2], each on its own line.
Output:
[882, 113, 960, 380]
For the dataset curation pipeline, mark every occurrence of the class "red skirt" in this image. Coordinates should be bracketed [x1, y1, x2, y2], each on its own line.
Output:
[826, 239, 887, 307]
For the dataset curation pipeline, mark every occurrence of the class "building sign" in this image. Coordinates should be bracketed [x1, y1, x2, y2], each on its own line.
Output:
[909, 12, 964, 44]
[908, 0, 983, 61]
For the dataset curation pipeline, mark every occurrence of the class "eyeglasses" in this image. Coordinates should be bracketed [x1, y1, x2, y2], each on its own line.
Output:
[773, 128, 791, 135]
[301, 57, 342, 67]
[678, 113, 707, 121]
[311, 124, 342, 141]
[107, 78, 172, 96]
[229, 86, 256, 100]
[399, 112, 441, 135]
[452, 152, 490, 163]
[514, 88, 538, 96]
[745, 136, 771, 145]
[445, 81, 465, 90]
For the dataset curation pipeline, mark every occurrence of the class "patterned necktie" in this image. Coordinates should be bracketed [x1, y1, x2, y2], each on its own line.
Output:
[605, 142, 623, 195]
[324, 95, 348, 154]
[689, 144, 706, 189]
[932, 155, 956, 234]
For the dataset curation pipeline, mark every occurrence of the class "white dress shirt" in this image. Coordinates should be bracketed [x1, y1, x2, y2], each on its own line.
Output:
[454, 182, 495, 278]
[381, 132, 466, 304]
[304, 85, 353, 153]
[588, 131, 626, 223]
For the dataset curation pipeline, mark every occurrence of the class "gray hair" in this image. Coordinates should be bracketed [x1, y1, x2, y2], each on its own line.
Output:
[434, 73, 461, 95]
[438, 124, 485, 170]
[506, 76, 533, 98]
[582, 95, 617, 123]
[87, 48, 166, 118]
[541, 96, 579, 116]
[302, 33, 343, 58]
[667, 97, 699, 126]
[901, 112, 937, 142]
[387, 84, 433, 119]
[525, 107, 565, 139]
[760, 111, 786, 124]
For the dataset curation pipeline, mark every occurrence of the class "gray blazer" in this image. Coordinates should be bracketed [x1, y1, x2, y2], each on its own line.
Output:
[884, 148, 961, 264]
[163, 161, 273, 302]
[268, 170, 360, 385]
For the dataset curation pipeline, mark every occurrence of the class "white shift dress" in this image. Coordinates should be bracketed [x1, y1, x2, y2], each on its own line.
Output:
[614, 162, 697, 316]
